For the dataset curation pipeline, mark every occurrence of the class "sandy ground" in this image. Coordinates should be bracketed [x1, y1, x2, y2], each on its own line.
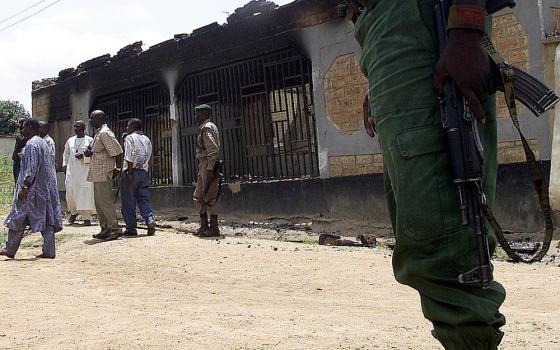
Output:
[0, 222, 559, 350]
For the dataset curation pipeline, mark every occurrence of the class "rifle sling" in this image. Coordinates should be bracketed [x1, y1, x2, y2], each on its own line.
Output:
[481, 35, 554, 263]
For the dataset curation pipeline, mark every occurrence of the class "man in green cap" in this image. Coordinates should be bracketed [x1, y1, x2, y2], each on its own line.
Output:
[193, 104, 221, 238]
[353, 0, 506, 348]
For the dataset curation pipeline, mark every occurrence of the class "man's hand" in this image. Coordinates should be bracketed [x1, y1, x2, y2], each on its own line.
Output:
[433, 29, 495, 123]
[18, 187, 28, 201]
[112, 168, 121, 179]
[75, 153, 84, 160]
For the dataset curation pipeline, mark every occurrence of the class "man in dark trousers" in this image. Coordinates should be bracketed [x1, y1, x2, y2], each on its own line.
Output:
[120, 118, 156, 236]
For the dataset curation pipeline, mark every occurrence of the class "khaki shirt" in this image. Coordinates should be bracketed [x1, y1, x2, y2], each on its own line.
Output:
[195, 119, 220, 171]
[87, 124, 123, 182]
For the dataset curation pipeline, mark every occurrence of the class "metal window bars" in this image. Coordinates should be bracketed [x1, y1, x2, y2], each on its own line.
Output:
[91, 83, 173, 186]
[176, 49, 319, 185]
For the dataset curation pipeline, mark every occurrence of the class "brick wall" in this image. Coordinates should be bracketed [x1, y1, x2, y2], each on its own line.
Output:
[328, 140, 537, 176]
[329, 154, 383, 177]
[492, 13, 529, 118]
[498, 139, 539, 164]
[323, 53, 369, 134]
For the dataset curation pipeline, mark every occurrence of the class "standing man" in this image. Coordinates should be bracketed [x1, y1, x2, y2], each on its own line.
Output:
[354, 0, 506, 348]
[121, 118, 156, 236]
[192, 104, 221, 238]
[63, 120, 95, 226]
[1, 119, 63, 259]
[39, 121, 56, 169]
[87, 110, 123, 241]
[12, 118, 28, 182]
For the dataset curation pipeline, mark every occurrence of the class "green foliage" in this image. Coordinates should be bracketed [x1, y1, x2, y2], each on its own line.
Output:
[0, 155, 13, 245]
[0, 155, 14, 210]
[493, 246, 509, 261]
[0, 100, 30, 136]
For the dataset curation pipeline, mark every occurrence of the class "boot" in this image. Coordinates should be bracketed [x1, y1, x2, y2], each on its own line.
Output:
[147, 222, 156, 236]
[199, 215, 221, 238]
[194, 214, 209, 236]
[69, 214, 77, 224]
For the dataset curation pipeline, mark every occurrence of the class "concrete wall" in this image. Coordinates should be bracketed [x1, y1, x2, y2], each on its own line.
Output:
[141, 162, 550, 234]
[0, 136, 15, 159]
[543, 0, 560, 146]
[297, 19, 380, 178]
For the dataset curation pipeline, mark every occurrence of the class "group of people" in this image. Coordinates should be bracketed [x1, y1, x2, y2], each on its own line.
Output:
[0, 109, 169, 258]
[85, 110, 156, 240]
[1, 104, 222, 259]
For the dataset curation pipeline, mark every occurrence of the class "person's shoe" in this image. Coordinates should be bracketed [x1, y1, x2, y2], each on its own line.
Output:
[197, 230, 221, 238]
[123, 230, 138, 237]
[103, 229, 123, 241]
[83, 220, 92, 226]
[209, 215, 220, 235]
[147, 222, 156, 236]
[199, 215, 221, 238]
[0, 250, 15, 259]
[92, 229, 110, 240]
[194, 214, 209, 237]
[36, 253, 55, 259]
[69, 214, 78, 224]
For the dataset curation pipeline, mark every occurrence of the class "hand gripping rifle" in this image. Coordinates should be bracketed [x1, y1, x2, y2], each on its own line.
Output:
[434, 0, 559, 288]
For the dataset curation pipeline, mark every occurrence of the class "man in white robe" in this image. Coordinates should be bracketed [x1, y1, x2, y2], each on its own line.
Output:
[63, 120, 95, 226]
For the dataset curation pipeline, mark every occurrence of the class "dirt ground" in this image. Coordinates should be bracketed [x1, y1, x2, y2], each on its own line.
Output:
[0, 221, 559, 350]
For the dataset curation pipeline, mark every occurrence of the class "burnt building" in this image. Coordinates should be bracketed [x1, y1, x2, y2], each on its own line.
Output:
[32, 0, 560, 232]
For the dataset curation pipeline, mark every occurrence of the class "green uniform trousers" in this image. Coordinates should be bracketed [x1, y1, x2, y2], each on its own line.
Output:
[354, 0, 506, 348]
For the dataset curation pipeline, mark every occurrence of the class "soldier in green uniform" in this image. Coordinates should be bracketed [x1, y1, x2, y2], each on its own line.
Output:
[353, 0, 506, 348]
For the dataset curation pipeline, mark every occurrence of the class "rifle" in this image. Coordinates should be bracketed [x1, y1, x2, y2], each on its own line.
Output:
[434, 0, 559, 288]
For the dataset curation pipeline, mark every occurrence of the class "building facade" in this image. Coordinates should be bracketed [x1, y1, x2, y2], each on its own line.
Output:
[31, 0, 560, 231]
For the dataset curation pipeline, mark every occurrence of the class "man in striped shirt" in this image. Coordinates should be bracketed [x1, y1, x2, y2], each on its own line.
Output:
[87, 110, 123, 241]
